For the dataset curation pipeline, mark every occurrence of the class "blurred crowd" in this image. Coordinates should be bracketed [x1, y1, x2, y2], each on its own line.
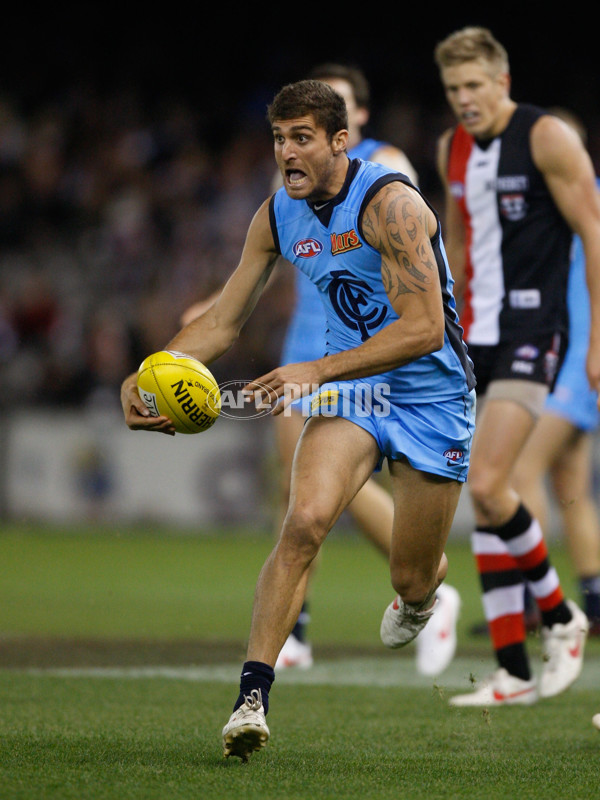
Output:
[0, 82, 287, 412]
[0, 80, 598, 413]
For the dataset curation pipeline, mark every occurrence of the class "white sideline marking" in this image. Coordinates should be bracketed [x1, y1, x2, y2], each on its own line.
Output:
[19, 656, 599, 691]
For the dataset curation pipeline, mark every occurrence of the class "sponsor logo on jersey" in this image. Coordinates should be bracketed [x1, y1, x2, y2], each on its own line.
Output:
[311, 389, 339, 412]
[496, 175, 529, 192]
[511, 360, 535, 375]
[509, 289, 540, 309]
[330, 229, 362, 256]
[328, 269, 387, 341]
[514, 344, 539, 360]
[293, 238, 323, 258]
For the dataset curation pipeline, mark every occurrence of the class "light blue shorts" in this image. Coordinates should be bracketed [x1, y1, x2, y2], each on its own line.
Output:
[308, 382, 476, 482]
[545, 344, 599, 432]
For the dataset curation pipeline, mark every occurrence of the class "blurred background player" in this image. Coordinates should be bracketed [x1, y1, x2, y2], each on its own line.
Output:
[272, 63, 460, 675]
[512, 110, 600, 637]
[435, 27, 600, 706]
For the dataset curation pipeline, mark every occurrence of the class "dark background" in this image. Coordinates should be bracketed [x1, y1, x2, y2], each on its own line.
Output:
[4, 7, 598, 149]
[0, 6, 597, 411]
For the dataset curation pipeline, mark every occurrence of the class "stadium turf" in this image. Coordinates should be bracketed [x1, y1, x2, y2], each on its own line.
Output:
[0, 524, 598, 798]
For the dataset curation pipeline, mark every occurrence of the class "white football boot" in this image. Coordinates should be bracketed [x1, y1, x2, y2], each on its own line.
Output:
[380, 595, 438, 649]
[540, 599, 589, 698]
[415, 583, 461, 676]
[449, 668, 538, 707]
[275, 634, 313, 670]
[222, 689, 270, 761]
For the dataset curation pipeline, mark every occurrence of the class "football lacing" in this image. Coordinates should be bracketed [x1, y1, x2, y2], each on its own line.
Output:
[243, 688, 263, 711]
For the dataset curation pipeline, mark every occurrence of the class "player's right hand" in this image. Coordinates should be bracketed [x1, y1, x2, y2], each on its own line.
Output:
[120, 373, 176, 435]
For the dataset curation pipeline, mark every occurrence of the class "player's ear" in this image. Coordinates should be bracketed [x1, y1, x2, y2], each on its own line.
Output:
[332, 129, 349, 156]
[497, 70, 511, 95]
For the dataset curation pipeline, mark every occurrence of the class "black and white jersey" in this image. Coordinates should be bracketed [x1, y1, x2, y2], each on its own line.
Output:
[447, 104, 572, 345]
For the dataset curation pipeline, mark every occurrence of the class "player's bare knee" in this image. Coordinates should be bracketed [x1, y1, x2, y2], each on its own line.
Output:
[467, 469, 506, 517]
[281, 504, 329, 559]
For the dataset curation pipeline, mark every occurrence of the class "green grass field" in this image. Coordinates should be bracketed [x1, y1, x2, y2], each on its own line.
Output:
[0, 523, 598, 799]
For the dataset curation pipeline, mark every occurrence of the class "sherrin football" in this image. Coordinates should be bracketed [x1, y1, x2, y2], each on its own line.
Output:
[137, 350, 221, 434]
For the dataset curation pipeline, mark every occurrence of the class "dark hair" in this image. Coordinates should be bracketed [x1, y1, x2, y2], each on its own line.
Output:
[267, 80, 348, 141]
[307, 62, 371, 110]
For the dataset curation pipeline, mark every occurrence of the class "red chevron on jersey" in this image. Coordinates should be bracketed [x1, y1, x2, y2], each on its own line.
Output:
[447, 126, 475, 340]
[446, 105, 572, 347]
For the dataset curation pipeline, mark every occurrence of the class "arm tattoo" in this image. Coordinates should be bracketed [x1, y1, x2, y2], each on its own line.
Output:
[364, 183, 434, 300]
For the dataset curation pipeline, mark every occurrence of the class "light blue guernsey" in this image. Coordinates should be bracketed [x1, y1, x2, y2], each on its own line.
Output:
[270, 158, 475, 404]
[280, 141, 389, 366]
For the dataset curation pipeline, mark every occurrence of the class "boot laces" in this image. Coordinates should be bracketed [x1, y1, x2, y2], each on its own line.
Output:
[242, 688, 263, 711]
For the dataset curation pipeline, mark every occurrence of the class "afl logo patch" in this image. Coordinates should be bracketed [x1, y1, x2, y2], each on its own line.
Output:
[293, 238, 323, 258]
[444, 449, 464, 465]
[514, 344, 539, 360]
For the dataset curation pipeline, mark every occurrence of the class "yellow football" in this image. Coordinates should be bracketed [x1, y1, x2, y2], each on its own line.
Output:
[137, 350, 221, 434]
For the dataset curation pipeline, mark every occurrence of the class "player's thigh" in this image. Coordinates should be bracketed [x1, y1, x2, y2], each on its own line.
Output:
[470, 386, 542, 487]
[550, 424, 592, 501]
[274, 408, 306, 476]
[388, 457, 462, 567]
[288, 415, 380, 531]
[514, 412, 575, 484]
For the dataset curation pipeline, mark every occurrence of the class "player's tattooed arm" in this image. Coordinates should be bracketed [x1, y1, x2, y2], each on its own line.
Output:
[362, 182, 436, 302]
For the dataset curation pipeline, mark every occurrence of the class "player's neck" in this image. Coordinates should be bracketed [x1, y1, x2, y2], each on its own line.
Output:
[323, 153, 352, 201]
[484, 99, 518, 140]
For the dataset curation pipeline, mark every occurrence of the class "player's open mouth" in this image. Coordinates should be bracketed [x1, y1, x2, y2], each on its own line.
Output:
[462, 111, 479, 125]
[286, 170, 308, 187]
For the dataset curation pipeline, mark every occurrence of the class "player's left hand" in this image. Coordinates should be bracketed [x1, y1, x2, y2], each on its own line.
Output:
[243, 361, 323, 416]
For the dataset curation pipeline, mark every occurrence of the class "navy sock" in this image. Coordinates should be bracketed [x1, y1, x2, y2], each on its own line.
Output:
[233, 661, 275, 714]
[581, 575, 600, 621]
[291, 602, 310, 643]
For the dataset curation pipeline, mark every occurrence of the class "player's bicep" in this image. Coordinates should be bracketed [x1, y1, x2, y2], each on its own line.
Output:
[533, 115, 598, 236]
[362, 183, 442, 316]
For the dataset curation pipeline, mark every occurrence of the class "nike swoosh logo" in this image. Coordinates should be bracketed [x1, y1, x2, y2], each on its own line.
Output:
[493, 687, 534, 702]
[569, 640, 581, 658]
[314, 202, 328, 210]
